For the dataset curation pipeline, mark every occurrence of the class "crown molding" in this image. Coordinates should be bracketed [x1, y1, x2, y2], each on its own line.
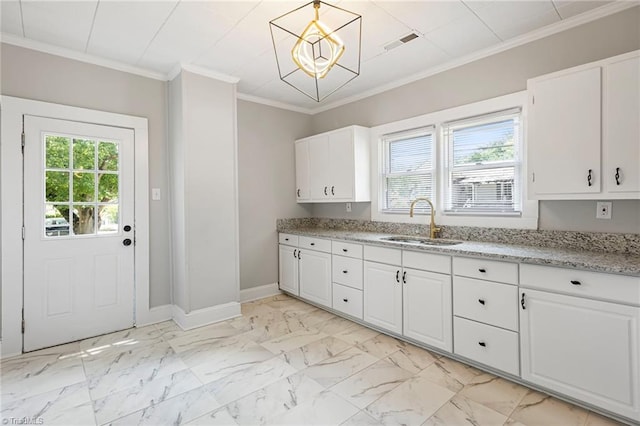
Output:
[308, 1, 639, 114]
[169, 63, 240, 84]
[236, 93, 314, 115]
[0, 33, 167, 81]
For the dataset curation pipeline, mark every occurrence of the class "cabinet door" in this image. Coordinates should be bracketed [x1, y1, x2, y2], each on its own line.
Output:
[299, 249, 332, 307]
[278, 244, 299, 295]
[308, 136, 330, 199]
[363, 261, 402, 334]
[529, 67, 601, 196]
[520, 289, 640, 421]
[604, 55, 640, 195]
[328, 129, 354, 199]
[403, 268, 452, 352]
[295, 140, 311, 201]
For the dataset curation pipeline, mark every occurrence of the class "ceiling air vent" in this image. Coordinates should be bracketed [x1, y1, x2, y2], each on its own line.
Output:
[384, 32, 420, 52]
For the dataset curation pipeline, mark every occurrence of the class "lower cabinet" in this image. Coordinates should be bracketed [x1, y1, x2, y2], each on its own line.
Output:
[278, 244, 299, 295]
[299, 248, 332, 307]
[363, 261, 403, 334]
[520, 289, 640, 421]
[403, 268, 452, 352]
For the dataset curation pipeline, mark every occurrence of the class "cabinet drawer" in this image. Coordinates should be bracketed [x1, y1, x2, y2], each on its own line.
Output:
[454, 317, 519, 376]
[279, 233, 299, 246]
[299, 236, 331, 253]
[520, 264, 640, 306]
[364, 245, 402, 265]
[453, 257, 518, 285]
[403, 250, 451, 274]
[332, 255, 363, 290]
[332, 241, 363, 259]
[453, 277, 518, 331]
[332, 283, 363, 319]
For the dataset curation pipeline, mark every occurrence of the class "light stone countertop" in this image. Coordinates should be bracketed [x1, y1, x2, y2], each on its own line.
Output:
[279, 228, 640, 277]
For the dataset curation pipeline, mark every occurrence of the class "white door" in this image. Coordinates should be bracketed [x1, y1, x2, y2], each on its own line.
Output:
[403, 268, 452, 351]
[363, 261, 403, 334]
[23, 116, 135, 352]
[294, 140, 310, 201]
[520, 289, 640, 421]
[279, 244, 299, 295]
[298, 248, 332, 307]
[328, 129, 354, 200]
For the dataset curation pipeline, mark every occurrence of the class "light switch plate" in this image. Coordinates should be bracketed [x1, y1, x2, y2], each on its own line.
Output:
[152, 188, 161, 201]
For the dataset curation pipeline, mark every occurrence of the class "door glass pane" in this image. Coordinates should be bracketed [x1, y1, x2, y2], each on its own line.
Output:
[73, 139, 95, 170]
[46, 136, 70, 169]
[98, 142, 119, 171]
[98, 174, 118, 202]
[46, 171, 70, 202]
[73, 172, 95, 202]
[98, 205, 119, 234]
[73, 205, 95, 235]
[45, 205, 70, 237]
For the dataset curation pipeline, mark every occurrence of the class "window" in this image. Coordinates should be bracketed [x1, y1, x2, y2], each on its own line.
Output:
[381, 127, 434, 213]
[443, 108, 522, 215]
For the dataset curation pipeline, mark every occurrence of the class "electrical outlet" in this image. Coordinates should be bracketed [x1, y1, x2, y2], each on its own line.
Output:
[346, 202, 352, 212]
[596, 201, 612, 219]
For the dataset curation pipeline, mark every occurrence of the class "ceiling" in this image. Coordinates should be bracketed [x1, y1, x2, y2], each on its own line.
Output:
[0, 0, 627, 112]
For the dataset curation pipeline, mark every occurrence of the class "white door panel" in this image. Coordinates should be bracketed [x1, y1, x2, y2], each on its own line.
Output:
[23, 116, 135, 351]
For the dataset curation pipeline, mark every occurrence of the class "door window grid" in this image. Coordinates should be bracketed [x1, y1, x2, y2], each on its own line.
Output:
[44, 133, 120, 238]
[381, 127, 435, 213]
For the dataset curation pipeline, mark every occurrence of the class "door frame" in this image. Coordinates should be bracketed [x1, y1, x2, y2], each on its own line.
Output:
[1, 95, 151, 357]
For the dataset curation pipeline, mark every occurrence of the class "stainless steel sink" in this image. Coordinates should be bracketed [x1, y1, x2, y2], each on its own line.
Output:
[380, 236, 463, 246]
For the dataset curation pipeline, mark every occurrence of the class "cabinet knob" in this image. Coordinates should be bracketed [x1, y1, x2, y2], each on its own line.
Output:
[343, 298, 348, 303]
[478, 268, 486, 273]
[310, 242, 315, 246]
[587, 169, 593, 186]
[478, 341, 487, 347]
[478, 299, 485, 305]
[342, 248, 348, 252]
[615, 167, 621, 186]
[342, 270, 348, 274]
[570, 280, 581, 286]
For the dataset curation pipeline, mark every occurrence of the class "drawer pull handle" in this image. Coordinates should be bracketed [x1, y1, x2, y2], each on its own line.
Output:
[521, 292, 526, 310]
[615, 167, 621, 185]
[402, 271, 407, 284]
[298, 250, 301, 259]
[478, 341, 486, 347]
[478, 268, 486, 273]
[570, 280, 581, 285]
[343, 298, 348, 303]
[342, 270, 348, 274]
[478, 299, 485, 305]
[293, 249, 297, 258]
[587, 169, 593, 186]
[342, 248, 348, 252]
[396, 270, 400, 283]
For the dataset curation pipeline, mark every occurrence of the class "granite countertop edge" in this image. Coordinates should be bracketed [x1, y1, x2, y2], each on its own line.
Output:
[278, 227, 640, 277]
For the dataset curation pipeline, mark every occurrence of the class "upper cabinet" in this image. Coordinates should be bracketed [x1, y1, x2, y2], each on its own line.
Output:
[295, 126, 371, 203]
[527, 50, 640, 200]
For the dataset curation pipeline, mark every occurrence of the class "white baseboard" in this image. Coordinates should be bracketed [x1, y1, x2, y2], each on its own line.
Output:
[172, 302, 241, 331]
[136, 304, 173, 327]
[240, 283, 281, 303]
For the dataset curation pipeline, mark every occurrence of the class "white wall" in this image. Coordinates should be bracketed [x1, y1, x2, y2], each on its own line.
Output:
[237, 100, 313, 290]
[309, 6, 640, 234]
[0, 43, 173, 307]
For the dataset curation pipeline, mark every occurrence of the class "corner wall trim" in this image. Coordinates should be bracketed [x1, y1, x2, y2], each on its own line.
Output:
[240, 283, 282, 303]
[172, 302, 241, 331]
[136, 304, 173, 327]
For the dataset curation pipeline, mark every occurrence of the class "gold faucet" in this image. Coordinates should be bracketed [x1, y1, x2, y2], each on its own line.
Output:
[409, 197, 440, 239]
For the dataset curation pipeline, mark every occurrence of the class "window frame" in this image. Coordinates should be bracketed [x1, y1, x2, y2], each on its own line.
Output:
[370, 91, 538, 228]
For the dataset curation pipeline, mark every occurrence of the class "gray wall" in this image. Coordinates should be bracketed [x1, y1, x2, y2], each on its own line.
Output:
[237, 100, 312, 290]
[1, 43, 172, 307]
[310, 7, 640, 234]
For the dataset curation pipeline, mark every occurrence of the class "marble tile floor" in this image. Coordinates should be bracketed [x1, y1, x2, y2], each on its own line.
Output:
[1, 294, 625, 426]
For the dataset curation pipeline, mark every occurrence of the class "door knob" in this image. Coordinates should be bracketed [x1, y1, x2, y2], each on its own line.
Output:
[123, 225, 132, 232]
[123, 238, 132, 246]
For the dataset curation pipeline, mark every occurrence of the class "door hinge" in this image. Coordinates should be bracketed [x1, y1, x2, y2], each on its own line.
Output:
[22, 319, 25, 333]
[532, 96, 535, 105]
[22, 226, 25, 240]
[21, 131, 25, 153]
[531, 172, 535, 183]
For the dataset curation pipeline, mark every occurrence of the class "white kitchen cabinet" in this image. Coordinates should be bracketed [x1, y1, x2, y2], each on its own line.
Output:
[295, 126, 370, 203]
[295, 139, 310, 201]
[363, 260, 403, 334]
[604, 54, 640, 195]
[299, 248, 332, 307]
[528, 50, 640, 200]
[278, 244, 299, 295]
[520, 288, 640, 421]
[403, 267, 452, 351]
